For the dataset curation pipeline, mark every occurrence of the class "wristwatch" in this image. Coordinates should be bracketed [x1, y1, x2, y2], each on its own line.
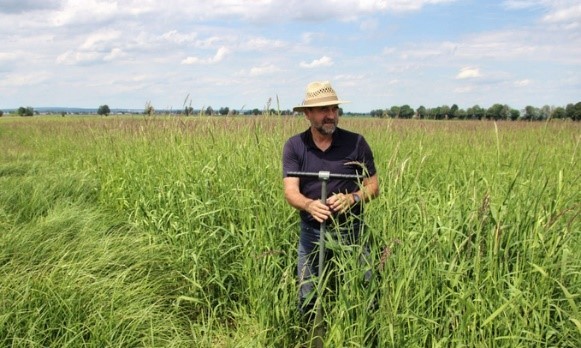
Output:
[352, 193, 361, 205]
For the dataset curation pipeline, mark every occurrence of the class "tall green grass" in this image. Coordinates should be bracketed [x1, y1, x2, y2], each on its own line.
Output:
[0, 116, 579, 347]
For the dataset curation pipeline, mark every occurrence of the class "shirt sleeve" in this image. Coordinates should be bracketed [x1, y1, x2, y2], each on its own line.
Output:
[282, 137, 301, 177]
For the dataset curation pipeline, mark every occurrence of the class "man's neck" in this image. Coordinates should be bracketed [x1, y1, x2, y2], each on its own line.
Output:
[310, 127, 333, 151]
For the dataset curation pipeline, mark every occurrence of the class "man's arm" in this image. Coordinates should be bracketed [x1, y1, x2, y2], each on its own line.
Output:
[283, 176, 332, 223]
[326, 174, 379, 213]
[354, 173, 379, 203]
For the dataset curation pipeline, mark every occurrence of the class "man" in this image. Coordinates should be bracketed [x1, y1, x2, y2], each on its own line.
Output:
[282, 81, 379, 319]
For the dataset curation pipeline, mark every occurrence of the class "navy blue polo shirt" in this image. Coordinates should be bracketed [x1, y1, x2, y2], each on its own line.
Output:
[282, 127, 376, 228]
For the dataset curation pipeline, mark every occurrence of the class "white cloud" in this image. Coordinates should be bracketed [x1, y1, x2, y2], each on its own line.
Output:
[456, 67, 481, 79]
[360, 18, 379, 31]
[104, 48, 126, 61]
[454, 85, 474, 93]
[195, 37, 224, 49]
[80, 29, 121, 50]
[244, 37, 286, 50]
[379, 0, 457, 12]
[181, 46, 230, 65]
[161, 30, 199, 45]
[51, 0, 119, 26]
[248, 64, 281, 76]
[2, 71, 52, 87]
[300, 56, 334, 68]
[503, 1, 581, 27]
[382, 47, 397, 55]
[180, 57, 202, 65]
[301, 32, 315, 44]
[542, 3, 581, 23]
[333, 74, 366, 87]
[121, 0, 460, 22]
[56, 50, 101, 65]
[212, 46, 230, 62]
[335, 74, 365, 81]
[0, 51, 25, 62]
[514, 79, 531, 87]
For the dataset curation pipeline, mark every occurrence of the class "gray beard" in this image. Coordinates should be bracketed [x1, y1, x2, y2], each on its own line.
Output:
[316, 123, 336, 136]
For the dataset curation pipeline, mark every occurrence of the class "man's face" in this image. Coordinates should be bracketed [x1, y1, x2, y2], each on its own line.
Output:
[305, 105, 339, 136]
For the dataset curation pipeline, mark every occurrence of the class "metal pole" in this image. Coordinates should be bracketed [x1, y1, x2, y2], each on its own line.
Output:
[314, 172, 329, 346]
[287, 171, 363, 347]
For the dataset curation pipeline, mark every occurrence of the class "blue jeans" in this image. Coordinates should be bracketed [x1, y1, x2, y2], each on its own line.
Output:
[297, 221, 372, 314]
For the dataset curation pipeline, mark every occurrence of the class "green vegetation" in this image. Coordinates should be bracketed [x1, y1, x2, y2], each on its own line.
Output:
[16, 106, 35, 117]
[0, 116, 579, 347]
[97, 105, 111, 116]
[370, 101, 581, 121]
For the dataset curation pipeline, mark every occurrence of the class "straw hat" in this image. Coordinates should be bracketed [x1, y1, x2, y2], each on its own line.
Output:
[293, 81, 350, 112]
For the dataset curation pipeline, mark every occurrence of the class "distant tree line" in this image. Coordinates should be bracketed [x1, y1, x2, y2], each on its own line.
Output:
[3, 101, 579, 120]
[15, 107, 36, 116]
[369, 102, 581, 121]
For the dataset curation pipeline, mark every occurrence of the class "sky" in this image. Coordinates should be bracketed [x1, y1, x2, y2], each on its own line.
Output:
[0, 0, 580, 113]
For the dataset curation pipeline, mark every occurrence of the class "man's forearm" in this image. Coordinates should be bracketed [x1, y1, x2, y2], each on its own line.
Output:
[285, 190, 315, 211]
[355, 174, 379, 203]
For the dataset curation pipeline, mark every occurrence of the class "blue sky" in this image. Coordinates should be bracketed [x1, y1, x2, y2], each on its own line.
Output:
[0, 0, 579, 113]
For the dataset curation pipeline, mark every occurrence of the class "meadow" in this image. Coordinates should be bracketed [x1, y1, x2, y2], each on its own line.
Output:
[0, 115, 579, 347]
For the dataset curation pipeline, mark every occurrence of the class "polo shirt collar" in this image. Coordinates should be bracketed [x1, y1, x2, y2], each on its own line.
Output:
[304, 127, 343, 150]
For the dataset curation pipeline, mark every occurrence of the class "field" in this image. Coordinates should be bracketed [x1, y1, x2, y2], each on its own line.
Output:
[0, 115, 579, 347]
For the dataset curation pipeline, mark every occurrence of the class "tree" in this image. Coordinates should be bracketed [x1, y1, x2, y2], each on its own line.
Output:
[466, 105, 485, 120]
[387, 106, 400, 118]
[219, 107, 229, 116]
[370, 109, 387, 118]
[416, 106, 426, 119]
[539, 105, 552, 120]
[456, 108, 467, 120]
[552, 107, 566, 120]
[400, 105, 414, 119]
[97, 104, 111, 116]
[565, 102, 581, 121]
[501, 104, 512, 120]
[510, 109, 520, 121]
[565, 103, 574, 120]
[449, 104, 459, 119]
[0, 110, 3, 117]
[485, 104, 504, 120]
[437, 105, 450, 120]
[523, 105, 539, 121]
[17, 106, 34, 116]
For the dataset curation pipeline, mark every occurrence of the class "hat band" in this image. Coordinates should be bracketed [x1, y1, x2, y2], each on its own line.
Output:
[302, 95, 340, 106]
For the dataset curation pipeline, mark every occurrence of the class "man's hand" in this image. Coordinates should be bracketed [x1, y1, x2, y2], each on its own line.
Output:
[305, 199, 333, 223]
[326, 193, 354, 214]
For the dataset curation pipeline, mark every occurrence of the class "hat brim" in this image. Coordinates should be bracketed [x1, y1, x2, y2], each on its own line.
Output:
[293, 99, 350, 112]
